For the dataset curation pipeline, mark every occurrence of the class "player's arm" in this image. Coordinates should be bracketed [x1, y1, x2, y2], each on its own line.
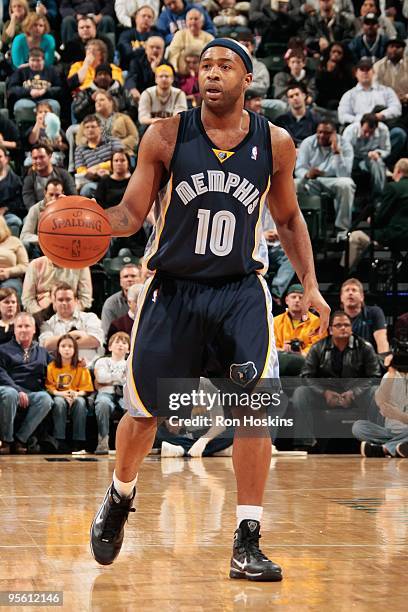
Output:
[105, 118, 178, 237]
[267, 125, 330, 334]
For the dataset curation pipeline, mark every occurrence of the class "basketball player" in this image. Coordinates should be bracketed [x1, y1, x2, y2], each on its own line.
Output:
[90, 39, 330, 581]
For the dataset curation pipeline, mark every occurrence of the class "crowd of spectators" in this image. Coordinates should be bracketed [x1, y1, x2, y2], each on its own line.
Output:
[0, 0, 407, 457]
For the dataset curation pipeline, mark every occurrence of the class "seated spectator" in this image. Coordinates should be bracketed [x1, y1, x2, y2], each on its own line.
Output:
[314, 42, 356, 111]
[236, 31, 270, 97]
[115, 0, 159, 29]
[23, 144, 76, 210]
[101, 263, 142, 336]
[354, 0, 397, 40]
[373, 39, 408, 133]
[45, 334, 94, 453]
[22, 260, 93, 315]
[0, 215, 29, 298]
[292, 310, 381, 451]
[93, 331, 131, 454]
[67, 39, 123, 94]
[343, 113, 390, 201]
[339, 277, 390, 353]
[276, 84, 321, 148]
[274, 283, 327, 375]
[262, 207, 295, 302]
[60, 1, 116, 46]
[25, 101, 68, 168]
[76, 90, 138, 158]
[11, 12, 55, 68]
[60, 14, 114, 65]
[349, 13, 389, 63]
[252, 1, 298, 50]
[138, 65, 188, 127]
[94, 151, 148, 256]
[39, 282, 104, 366]
[176, 48, 201, 108]
[21, 178, 64, 260]
[338, 57, 406, 167]
[0, 146, 25, 237]
[125, 36, 168, 104]
[352, 338, 408, 457]
[0, 287, 20, 345]
[0, 105, 21, 156]
[343, 159, 408, 269]
[1, 0, 29, 53]
[7, 47, 62, 122]
[273, 50, 315, 103]
[211, 0, 248, 37]
[32, 1, 59, 31]
[302, 0, 355, 55]
[244, 89, 263, 114]
[157, 0, 215, 45]
[0, 312, 52, 454]
[295, 121, 355, 237]
[117, 5, 159, 70]
[74, 114, 122, 197]
[168, 8, 214, 74]
[107, 282, 144, 343]
[72, 63, 132, 123]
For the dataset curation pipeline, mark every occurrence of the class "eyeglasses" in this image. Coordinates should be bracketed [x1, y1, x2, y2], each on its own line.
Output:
[332, 323, 352, 329]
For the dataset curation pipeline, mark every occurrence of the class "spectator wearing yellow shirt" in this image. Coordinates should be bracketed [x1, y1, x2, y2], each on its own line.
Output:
[67, 39, 123, 93]
[46, 334, 94, 453]
[274, 284, 327, 375]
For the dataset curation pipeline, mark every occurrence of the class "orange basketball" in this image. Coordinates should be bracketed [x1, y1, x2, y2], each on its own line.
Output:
[38, 196, 112, 269]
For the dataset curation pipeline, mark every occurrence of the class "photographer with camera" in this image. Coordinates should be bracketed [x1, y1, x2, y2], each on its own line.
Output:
[352, 316, 408, 458]
[273, 284, 327, 375]
[292, 310, 381, 451]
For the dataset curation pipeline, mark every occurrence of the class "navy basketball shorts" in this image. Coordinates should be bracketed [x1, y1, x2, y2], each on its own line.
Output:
[124, 272, 279, 417]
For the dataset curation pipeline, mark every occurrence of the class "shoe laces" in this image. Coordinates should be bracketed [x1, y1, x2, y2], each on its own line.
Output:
[239, 533, 269, 563]
[101, 501, 135, 542]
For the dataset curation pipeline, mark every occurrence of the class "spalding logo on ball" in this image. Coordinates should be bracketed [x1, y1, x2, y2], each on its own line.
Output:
[38, 196, 112, 269]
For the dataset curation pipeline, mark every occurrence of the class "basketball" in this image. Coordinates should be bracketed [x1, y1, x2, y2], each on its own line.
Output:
[38, 196, 112, 269]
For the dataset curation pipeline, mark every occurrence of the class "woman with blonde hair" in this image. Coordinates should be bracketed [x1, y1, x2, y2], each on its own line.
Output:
[11, 12, 55, 67]
[0, 216, 29, 299]
[68, 39, 123, 92]
[76, 90, 138, 158]
[1, 0, 29, 50]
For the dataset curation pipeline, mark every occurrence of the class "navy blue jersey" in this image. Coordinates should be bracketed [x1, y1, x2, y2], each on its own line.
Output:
[145, 107, 273, 279]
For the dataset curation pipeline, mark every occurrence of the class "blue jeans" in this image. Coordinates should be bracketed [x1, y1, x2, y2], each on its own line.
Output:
[94, 392, 124, 438]
[4, 213, 22, 237]
[352, 420, 408, 456]
[388, 127, 407, 166]
[52, 395, 87, 441]
[0, 387, 53, 443]
[267, 245, 295, 298]
[80, 181, 98, 198]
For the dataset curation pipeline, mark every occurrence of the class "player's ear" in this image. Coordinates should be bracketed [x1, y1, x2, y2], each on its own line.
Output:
[243, 73, 253, 91]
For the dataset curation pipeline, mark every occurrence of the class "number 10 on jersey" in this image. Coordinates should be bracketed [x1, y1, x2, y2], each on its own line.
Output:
[195, 209, 236, 257]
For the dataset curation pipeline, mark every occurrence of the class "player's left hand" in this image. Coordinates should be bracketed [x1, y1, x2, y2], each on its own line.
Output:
[301, 285, 330, 336]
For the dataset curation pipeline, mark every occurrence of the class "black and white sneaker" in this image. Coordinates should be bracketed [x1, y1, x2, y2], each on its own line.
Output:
[361, 442, 386, 457]
[90, 484, 135, 565]
[229, 520, 282, 582]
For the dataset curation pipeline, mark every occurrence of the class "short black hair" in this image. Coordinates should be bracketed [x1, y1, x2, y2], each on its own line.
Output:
[45, 178, 64, 191]
[330, 310, 352, 326]
[83, 114, 101, 126]
[31, 143, 53, 156]
[360, 113, 378, 129]
[286, 82, 307, 96]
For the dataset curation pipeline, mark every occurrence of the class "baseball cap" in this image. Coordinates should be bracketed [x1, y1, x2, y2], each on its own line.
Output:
[286, 284, 304, 295]
[356, 57, 374, 70]
[386, 38, 406, 49]
[95, 63, 112, 76]
[363, 12, 379, 24]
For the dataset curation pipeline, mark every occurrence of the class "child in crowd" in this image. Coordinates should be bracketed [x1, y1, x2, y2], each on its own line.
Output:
[93, 332, 130, 455]
[46, 334, 94, 453]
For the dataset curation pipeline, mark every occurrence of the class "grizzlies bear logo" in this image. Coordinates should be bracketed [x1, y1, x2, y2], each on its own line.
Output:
[230, 362, 258, 387]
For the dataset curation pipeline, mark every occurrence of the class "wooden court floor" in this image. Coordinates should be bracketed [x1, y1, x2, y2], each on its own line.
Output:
[0, 454, 407, 612]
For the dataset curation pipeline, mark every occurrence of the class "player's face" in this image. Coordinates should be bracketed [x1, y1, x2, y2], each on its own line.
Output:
[285, 292, 303, 317]
[330, 315, 352, 340]
[341, 284, 364, 308]
[59, 339, 75, 362]
[199, 47, 252, 110]
[0, 295, 18, 320]
[55, 290, 77, 318]
[135, 8, 154, 31]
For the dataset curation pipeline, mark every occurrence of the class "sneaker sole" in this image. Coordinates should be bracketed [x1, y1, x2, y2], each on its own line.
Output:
[230, 567, 283, 582]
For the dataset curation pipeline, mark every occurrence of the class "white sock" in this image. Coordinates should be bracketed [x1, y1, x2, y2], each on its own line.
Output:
[113, 470, 137, 498]
[236, 505, 263, 528]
